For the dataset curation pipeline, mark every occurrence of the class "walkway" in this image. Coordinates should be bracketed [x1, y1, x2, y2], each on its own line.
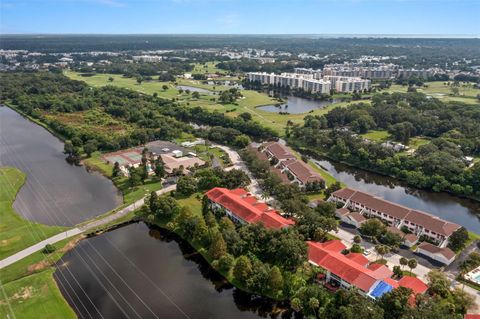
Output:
[212, 144, 267, 199]
[0, 184, 176, 270]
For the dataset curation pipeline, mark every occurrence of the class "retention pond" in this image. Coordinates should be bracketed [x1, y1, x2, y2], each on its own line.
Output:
[0, 106, 122, 226]
[54, 222, 291, 319]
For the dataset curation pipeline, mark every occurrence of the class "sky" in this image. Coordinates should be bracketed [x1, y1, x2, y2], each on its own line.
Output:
[0, 0, 479, 35]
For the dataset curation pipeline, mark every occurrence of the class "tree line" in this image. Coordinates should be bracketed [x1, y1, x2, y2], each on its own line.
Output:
[289, 92, 480, 199]
[0, 72, 277, 154]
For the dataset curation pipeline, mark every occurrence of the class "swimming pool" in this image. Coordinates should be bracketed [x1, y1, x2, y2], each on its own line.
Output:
[465, 267, 480, 284]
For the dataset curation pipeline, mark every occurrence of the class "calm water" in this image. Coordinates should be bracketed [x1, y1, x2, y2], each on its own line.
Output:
[54, 223, 291, 319]
[258, 96, 340, 114]
[313, 158, 480, 233]
[176, 85, 211, 93]
[0, 106, 122, 226]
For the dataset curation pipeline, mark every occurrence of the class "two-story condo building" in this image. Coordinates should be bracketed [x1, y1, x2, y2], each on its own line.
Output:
[261, 142, 325, 188]
[328, 188, 461, 248]
[308, 240, 428, 299]
[205, 187, 294, 229]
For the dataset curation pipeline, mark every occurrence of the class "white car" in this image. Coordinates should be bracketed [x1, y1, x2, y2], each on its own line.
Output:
[363, 249, 372, 256]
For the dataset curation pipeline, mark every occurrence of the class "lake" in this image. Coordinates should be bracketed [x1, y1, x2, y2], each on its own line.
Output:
[54, 222, 291, 319]
[313, 158, 480, 233]
[176, 85, 211, 93]
[0, 106, 122, 226]
[257, 96, 340, 114]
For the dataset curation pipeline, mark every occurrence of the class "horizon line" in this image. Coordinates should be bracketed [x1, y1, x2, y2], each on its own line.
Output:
[1, 33, 479, 39]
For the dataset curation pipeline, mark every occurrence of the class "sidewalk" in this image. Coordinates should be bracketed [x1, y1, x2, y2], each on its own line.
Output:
[0, 184, 176, 270]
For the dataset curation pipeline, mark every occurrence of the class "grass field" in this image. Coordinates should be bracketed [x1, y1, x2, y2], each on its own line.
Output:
[191, 61, 226, 74]
[385, 81, 480, 105]
[0, 269, 76, 319]
[0, 167, 68, 260]
[361, 130, 390, 142]
[361, 130, 430, 152]
[0, 235, 81, 319]
[65, 71, 354, 135]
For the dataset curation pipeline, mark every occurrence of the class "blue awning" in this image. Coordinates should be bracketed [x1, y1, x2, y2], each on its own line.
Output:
[369, 280, 393, 298]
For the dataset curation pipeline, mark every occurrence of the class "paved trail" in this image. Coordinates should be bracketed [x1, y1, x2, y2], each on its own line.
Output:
[0, 184, 176, 270]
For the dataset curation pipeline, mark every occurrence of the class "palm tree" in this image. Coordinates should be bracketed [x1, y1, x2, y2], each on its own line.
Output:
[407, 258, 417, 276]
[309, 297, 319, 317]
[400, 257, 408, 271]
[261, 191, 269, 201]
[375, 245, 390, 262]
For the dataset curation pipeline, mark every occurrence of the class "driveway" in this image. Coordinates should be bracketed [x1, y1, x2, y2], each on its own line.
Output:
[212, 144, 268, 200]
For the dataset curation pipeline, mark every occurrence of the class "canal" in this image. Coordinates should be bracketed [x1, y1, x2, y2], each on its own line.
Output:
[313, 158, 480, 233]
[54, 222, 290, 319]
[0, 106, 122, 226]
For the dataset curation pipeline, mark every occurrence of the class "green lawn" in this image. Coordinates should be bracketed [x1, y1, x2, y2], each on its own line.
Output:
[0, 236, 82, 284]
[191, 61, 226, 74]
[65, 71, 355, 135]
[361, 130, 430, 152]
[193, 144, 231, 167]
[408, 137, 430, 150]
[361, 130, 390, 142]
[0, 167, 68, 260]
[0, 269, 76, 319]
[385, 81, 480, 105]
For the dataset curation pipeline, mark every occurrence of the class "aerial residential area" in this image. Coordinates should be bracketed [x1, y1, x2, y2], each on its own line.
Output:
[1, 1, 480, 319]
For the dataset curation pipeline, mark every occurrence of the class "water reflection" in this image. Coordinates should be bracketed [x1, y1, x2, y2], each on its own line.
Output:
[257, 96, 340, 114]
[313, 158, 480, 233]
[0, 106, 122, 226]
[176, 85, 212, 93]
[55, 222, 292, 319]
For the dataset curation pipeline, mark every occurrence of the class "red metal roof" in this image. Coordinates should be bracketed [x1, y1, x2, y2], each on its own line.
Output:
[308, 241, 382, 292]
[205, 187, 294, 229]
[345, 253, 370, 267]
[397, 276, 428, 295]
[308, 241, 428, 297]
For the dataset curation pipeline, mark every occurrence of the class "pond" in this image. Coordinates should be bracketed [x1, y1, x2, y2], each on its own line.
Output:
[176, 85, 211, 94]
[313, 158, 480, 233]
[257, 96, 340, 114]
[0, 106, 122, 226]
[208, 81, 244, 89]
[54, 222, 291, 319]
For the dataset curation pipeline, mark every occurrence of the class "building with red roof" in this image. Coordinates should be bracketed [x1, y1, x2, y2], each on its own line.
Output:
[329, 188, 460, 247]
[308, 240, 428, 299]
[465, 314, 480, 319]
[397, 276, 428, 294]
[260, 142, 325, 188]
[205, 187, 294, 230]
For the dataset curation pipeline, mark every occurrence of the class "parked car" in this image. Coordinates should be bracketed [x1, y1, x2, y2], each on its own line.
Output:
[363, 249, 372, 256]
